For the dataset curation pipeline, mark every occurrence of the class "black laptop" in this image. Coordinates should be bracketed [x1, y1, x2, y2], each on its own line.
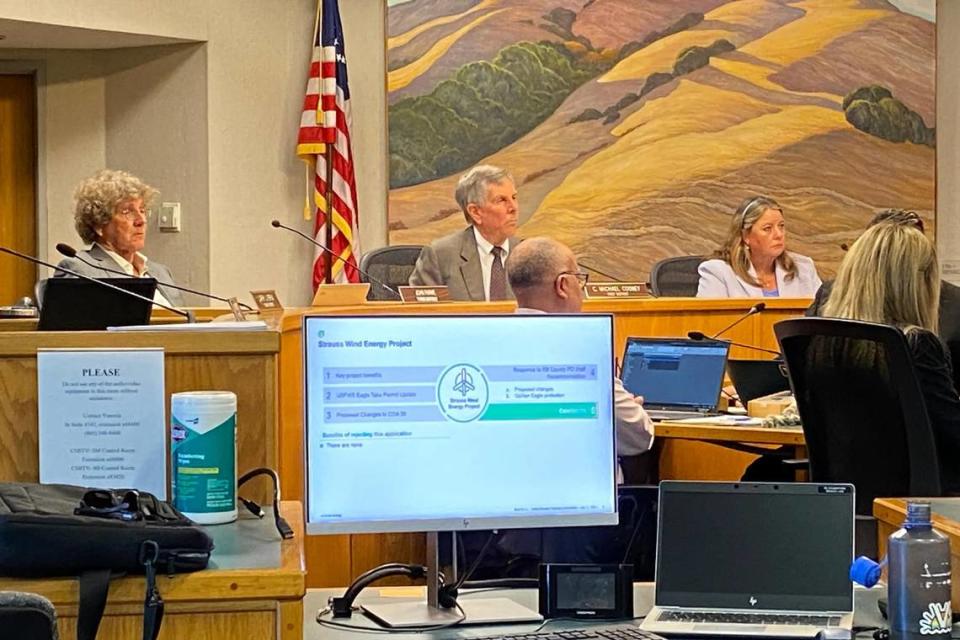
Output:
[38, 277, 157, 331]
[727, 358, 791, 403]
[621, 337, 730, 420]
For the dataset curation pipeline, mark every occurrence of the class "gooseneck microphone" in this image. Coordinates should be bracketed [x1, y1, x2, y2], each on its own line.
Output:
[687, 331, 782, 359]
[710, 302, 766, 339]
[269, 220, 400, 297]
[56, 243, 253, 311]
[578, 261, 622, 282]
[0, 245, 192, 322]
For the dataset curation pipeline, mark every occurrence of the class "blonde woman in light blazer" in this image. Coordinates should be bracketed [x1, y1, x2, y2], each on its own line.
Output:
[697, 196, 822, 298]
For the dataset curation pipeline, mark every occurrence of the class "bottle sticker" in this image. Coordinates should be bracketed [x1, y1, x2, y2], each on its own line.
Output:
[919, 602, 951, 635]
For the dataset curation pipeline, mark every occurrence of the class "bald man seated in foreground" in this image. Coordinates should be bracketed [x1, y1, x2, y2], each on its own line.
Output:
[506, 237, 654, 476]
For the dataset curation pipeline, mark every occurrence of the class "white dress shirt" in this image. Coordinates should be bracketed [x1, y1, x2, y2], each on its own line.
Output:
[473, 227, 511, 301]
[97, 243, 173, 307]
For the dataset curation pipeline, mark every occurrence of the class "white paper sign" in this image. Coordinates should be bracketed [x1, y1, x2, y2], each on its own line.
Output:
[37, 348, 167, 497]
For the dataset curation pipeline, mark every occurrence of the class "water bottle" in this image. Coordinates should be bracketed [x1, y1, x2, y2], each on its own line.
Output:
[888, 502, 952, 640]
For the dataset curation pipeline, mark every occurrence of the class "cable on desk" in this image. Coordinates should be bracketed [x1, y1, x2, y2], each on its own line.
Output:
[328, 563, 429, 618]
[316, 602, 466, 633]
[237, 467, 293, 539]
[460, 578, 539, 591]
[440, 530, 499, 607]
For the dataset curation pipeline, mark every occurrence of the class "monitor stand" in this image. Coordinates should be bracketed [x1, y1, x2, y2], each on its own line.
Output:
[361, 532, 543, 628]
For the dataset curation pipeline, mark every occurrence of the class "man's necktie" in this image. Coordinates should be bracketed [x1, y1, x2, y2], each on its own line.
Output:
[489, 246, 507, 301]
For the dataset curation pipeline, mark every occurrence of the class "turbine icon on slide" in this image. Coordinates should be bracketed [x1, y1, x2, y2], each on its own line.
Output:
[453, 368, 476, 396]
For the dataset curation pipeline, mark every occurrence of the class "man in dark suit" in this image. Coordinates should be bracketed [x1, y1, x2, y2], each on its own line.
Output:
[807, 209, 960, 393]
[408, 165, 519, 301]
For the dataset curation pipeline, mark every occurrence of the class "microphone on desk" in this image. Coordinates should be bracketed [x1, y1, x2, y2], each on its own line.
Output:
[56, 243, 254, 311]
[578, 261, 623, 282]
[687, 331, 783, 359]
[709, 302, 766, 339]
[0, 245, 193, 323]
[269, 220, 400, 298]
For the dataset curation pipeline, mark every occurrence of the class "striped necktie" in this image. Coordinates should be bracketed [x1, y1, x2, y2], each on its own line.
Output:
[489, 246, 507, 301]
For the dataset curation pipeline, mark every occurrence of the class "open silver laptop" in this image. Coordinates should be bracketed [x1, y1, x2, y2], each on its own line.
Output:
[620, 338, 729, 420]
[641, 481, 854, 638]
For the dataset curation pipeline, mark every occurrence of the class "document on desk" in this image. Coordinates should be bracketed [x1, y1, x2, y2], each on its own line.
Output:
[37, 348, 167, 497]
[671, 416, 763, 426]
[107, 320, 269, 331]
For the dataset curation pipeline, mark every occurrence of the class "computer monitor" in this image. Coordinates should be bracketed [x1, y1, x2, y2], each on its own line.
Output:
[302, 314, 618, 626]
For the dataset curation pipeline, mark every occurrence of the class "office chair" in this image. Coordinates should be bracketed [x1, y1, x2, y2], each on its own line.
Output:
[358, 245, 424, 301]
[774, 318, 942, 556]
[34, 280, 47, 309]
[0, 591, 58, 640]
[648, 256, 705, 297]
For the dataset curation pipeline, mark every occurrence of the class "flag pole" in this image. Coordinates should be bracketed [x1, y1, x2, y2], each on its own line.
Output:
[324, 144, 334, 284]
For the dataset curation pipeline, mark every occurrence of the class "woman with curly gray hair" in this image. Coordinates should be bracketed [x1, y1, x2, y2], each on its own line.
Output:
[55, 169, 183, 306]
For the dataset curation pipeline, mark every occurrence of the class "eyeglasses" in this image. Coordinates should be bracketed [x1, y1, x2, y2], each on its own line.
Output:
[557, 271, 589, 288]
[116, 204, 149, 220]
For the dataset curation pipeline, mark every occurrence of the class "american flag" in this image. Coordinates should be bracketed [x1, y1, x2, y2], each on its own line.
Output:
[297, 0, 360, 288]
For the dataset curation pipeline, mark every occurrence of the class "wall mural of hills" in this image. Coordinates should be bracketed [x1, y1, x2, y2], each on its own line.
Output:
[386, 0, 935, 281]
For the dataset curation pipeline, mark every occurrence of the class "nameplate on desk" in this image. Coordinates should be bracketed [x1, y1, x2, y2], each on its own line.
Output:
[584, 282, 648, 298]
[398, 286, 450, 303]
[250, 289, 284, 313]
[36, 348, 167, 498]
[311, 283, 370, 307]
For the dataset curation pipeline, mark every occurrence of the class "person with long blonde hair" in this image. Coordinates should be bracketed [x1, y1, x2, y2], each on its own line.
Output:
[824, 221, 939, 332]
[697, 196, 821, 297]
[824, 221, 960, 493]
[808, 208, 960, 393]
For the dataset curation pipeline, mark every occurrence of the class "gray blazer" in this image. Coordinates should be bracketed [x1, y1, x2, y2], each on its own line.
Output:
[408, 227, 515, 301]
[54, 244, 185, 307]
[696, 253, 822, 298]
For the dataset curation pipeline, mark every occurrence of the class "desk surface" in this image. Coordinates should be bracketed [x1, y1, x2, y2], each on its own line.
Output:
[303, 585, 885, 640]
[656, 420, 805, 446]
[0, 501, 304, 600]
[0, 501, 305, 640]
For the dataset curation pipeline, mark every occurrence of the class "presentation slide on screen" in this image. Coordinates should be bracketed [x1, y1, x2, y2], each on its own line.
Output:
[303, 315, 617, 531]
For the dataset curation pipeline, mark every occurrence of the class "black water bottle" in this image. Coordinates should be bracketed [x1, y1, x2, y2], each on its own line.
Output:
[888, 502, 952, 640]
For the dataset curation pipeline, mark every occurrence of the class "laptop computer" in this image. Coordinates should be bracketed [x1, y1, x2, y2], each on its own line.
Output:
[641, 481, 855, 638]
[620, 338, 729, 420]
[727, 359, 791, 404]
[38, 277, 157, 331]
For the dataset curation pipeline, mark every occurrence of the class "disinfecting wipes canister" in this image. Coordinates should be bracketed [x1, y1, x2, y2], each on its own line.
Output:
[171, 391, 238, 524]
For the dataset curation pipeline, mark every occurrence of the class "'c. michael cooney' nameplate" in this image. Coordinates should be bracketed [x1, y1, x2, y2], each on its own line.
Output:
[398, 286, 450, 303]
[584, 282, 648, 299]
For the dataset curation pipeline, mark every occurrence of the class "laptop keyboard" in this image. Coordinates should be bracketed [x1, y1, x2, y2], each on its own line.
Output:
[474, 624, 666, 640]
[646, 410, 718, 421]
[657, 611, 841, 626]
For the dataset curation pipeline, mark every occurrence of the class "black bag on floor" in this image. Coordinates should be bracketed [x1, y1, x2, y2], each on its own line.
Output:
[0, 482, 214, 640]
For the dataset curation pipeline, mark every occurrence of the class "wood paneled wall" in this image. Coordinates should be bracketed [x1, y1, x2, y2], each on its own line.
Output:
[0, 331, 280, 502]
[0, 74, 38, 303]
